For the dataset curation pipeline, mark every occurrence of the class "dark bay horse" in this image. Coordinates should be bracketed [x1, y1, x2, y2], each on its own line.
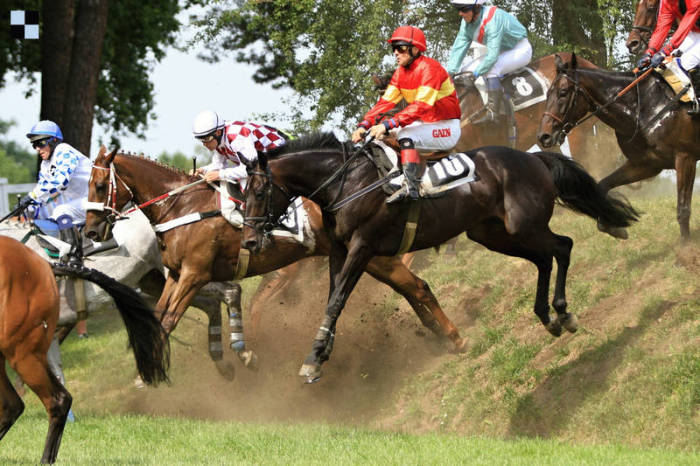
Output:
[453, 53, 605, 155]
[626, 0, 661, 55]
[0, 236, 168, 464]
[83, 148, 468, 362]
[537, 54, 700, 239]
[241, 133, 639, 383]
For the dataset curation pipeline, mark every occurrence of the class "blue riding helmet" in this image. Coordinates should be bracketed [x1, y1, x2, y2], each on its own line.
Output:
[26, 120, 63, 142]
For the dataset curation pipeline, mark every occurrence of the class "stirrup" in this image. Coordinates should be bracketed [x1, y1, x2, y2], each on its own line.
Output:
[386, 186, 408, 204]
[473, 109, 499, 125]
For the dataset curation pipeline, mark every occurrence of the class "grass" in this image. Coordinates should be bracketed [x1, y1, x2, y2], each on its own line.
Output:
[2, 413, 699, 465]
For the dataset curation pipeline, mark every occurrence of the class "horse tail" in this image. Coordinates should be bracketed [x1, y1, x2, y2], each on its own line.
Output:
[51, 263, 170, 385]
[534, 151, 640, 228]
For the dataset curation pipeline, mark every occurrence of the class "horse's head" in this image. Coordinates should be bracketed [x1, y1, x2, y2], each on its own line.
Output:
[84, 146, 132, 241]
[537, 54, 592, 148]
[241, 152, 293, 254]
[626, 0, 659, 55]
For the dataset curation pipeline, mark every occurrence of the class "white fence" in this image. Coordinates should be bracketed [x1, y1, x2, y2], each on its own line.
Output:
[0, 178, 34, 216]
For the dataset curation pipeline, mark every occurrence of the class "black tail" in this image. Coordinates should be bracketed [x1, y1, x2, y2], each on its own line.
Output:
[534, 151, 640, 228]
[52, 264, 170, 385]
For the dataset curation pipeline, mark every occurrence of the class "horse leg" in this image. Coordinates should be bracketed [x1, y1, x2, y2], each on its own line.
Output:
[299, 241, 373, 383]
[550, 233, 578, 333]
[364, 255, 467, 352]
[0, 355, 24, 442]
[11, 347, 71, 464]
[155, 275, 179, 324]
[467, 220, 562, 336]
[221, 282, 258, 370]
[597, 161, 662, 238]
[674, 152, 696, 240]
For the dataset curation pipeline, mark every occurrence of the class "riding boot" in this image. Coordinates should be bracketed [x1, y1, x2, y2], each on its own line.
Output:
[688, 68, 700, 116]
[387, 141, 422, 204]
[59, 226, 84, 266]
[473, 77, 503, 125]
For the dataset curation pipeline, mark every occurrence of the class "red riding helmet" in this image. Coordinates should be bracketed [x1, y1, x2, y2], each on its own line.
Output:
[387, 25, 427, 52]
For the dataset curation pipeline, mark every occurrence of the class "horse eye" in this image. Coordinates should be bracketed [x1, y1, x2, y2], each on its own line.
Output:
[96, 182, 107, 191]
[558, 90, 568, 98]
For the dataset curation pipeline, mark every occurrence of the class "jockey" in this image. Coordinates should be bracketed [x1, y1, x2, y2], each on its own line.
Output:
[21, 120, 92, 259]
[446, 0, 532, 125]
[351, 25, 461, 204]
[191, 110, 287, 190]
[636, 0, 700, 115]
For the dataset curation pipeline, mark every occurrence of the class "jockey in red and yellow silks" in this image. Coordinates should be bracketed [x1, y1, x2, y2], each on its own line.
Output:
[636, 0, 700, 114]
[359, 54, 461, 130]
[352, 26, 461, 204]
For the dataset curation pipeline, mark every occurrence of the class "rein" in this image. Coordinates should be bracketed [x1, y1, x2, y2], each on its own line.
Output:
[544, 66, 655, 136]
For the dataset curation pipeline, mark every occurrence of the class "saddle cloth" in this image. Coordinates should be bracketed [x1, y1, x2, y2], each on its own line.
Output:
[473, 66, 550, 112]
[370, 140, 478, 196]
[660, 59, 695, 103]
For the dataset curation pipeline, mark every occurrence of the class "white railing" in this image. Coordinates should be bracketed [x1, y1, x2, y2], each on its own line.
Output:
[0, 178, 34, 216]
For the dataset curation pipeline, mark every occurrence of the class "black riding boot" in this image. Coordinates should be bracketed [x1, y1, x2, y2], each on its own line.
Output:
[688, 69, 700, 116]
[473, 77, 503, 125]
[386, 163, 422, 204]
[59, 226, 84, 266]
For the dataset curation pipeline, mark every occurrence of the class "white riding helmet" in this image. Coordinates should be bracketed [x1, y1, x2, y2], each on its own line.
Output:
[451, 0, 486, 6]
[192, 110, 225, 138]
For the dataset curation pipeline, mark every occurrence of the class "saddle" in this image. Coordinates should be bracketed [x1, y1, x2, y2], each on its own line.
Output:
[659, 59, 697, 105]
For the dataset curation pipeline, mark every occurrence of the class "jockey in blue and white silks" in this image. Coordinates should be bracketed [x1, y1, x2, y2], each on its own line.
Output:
[24, 121, 92, 224]
[447, 0, 532, 125]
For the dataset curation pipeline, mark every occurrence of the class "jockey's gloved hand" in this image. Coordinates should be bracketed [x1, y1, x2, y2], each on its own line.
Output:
[636, 53, 652, 71]
[650, 52, 666, 69]
[16, 194, 35, 211]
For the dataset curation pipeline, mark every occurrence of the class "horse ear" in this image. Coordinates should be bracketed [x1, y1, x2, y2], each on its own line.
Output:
[98, 145, 106, 158]
[106, 148, 118, 165]
[571, 52, 578, 70]
[258, 152, 268, 171]
[554, 54, 564, 73]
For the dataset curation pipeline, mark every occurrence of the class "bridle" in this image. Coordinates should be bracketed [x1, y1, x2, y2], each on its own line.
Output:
[84, 163, 134, 225]
[629, 1, 659, 51]
[242, 165, 292, 237]
[543, 72, 600, 137]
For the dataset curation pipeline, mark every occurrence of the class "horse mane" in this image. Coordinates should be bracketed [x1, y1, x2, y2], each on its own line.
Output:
[266, 131, 342, 158]
[110, 150, 198, 181]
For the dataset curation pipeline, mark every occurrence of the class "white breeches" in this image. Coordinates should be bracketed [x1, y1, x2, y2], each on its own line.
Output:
[460, 38, 533, 78]
[393, 119, 462, 151]
[679, 31, 700, 71]
[36, 197, 86, 224]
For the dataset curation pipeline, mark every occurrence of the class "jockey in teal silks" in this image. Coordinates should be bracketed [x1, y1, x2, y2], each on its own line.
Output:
[446, 0, 532, 125]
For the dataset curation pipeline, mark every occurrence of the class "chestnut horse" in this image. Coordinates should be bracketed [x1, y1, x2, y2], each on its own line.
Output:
[626, 0, 661, 55]
[537, 54, 700, 239]
[83, 149, 467, 362]
[0, 236, 168, 464]
[241, 133, 639, 383]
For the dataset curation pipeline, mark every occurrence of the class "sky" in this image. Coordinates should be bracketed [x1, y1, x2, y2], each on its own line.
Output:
[0, 10, 294, 159]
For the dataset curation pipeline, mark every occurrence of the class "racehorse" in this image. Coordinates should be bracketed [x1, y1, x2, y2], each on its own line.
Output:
[241, 132, 639, 383]
[626, 0, 661, 55]
[537, 53, 700, 239]
[0, 214, 243, 380]
[83, 148, 468, 360]
[0, 236, 168, 464]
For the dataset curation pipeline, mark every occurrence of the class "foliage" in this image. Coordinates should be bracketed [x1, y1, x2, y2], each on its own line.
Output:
[0, 119, 35, 183]
[192, 0, 638, 132]
[156, 147, 211, 171]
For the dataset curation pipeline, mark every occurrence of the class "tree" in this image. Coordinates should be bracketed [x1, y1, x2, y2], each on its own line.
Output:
[0, 0, 182, 156]
[192, 0, 636, 131]
[0, 119, 35, 183]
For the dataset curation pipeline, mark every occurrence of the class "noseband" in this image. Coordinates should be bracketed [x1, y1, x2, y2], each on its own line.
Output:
[243, 166, 292, 237]
[84, 163, 134, 225]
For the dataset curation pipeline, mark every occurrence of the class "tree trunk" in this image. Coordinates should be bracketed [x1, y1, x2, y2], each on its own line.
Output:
[63, 0, 110, 156]
[40, 0, 74, 124]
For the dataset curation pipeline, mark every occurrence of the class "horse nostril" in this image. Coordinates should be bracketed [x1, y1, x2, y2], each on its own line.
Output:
[85, 230, 97, 240]
[538, 134, 552, 148]
[242, 240, 257, 251]
[627, 40, 639, 54]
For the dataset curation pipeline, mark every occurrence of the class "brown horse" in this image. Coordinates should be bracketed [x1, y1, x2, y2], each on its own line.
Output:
[241, 133, 639, 383]
[537, 54, 700, 239]
[0, 236, 168, 464]
[626, 0, 661, 55]
[83, 149, 467, 362]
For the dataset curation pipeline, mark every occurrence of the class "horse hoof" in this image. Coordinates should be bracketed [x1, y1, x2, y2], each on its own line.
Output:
[299, 363, 322, 384]
[133, 376, 146, 390]
[545, 320, 562, 337]
[450, 338, 468, 354]
[237, 350, 259, 372]
[214, 360, 236, 381]
[561, 313, 579, 333]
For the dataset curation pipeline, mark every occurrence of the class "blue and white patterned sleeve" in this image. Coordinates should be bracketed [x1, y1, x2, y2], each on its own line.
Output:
[29, 147, 80, 204]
